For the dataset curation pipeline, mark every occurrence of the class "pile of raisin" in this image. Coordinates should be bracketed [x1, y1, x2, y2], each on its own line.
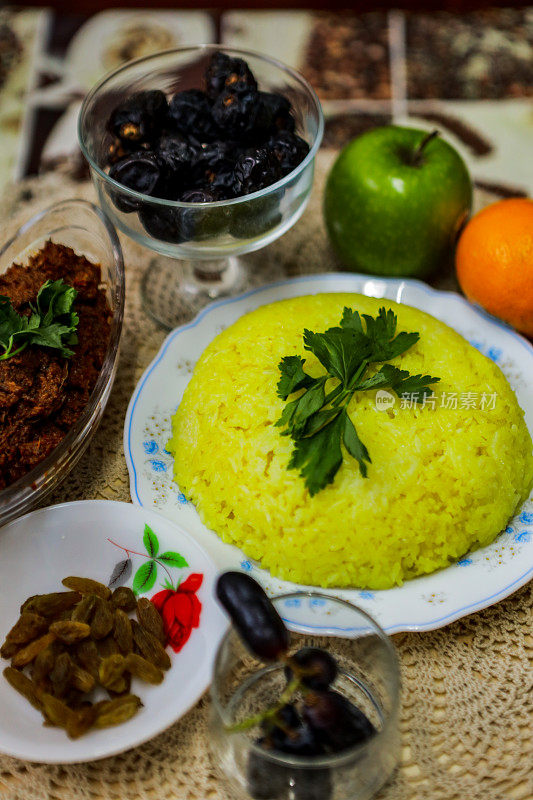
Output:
[1, 576, 171, 739]
[104, 52, 310, 243]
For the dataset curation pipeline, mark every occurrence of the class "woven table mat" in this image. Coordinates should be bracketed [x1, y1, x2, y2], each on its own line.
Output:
[0, 153, 531, 800]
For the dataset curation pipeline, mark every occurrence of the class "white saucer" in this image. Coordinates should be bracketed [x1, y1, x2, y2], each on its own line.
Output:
[0, 500, 227, 763]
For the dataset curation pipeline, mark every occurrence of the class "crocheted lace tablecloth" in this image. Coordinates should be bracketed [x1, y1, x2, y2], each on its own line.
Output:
[0, 154, 531, 800]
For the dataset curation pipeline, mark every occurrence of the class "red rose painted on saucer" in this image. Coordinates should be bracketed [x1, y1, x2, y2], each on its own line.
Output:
[151, 574, 203, 652]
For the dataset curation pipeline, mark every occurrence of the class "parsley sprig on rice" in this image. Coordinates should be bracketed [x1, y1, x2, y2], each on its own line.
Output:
[169, 295, 533, 589]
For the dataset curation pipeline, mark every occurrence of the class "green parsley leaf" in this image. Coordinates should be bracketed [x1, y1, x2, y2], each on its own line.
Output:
[275, 396, 301, 433]
[302, 407, 342, 438]
[342, 409, 371, 478]
[275, 376, 327, 438]
[340, 307, 363, 333]
[389, 369, 441, 402]
[277, 355, 315, 399]
[363, 308, 420, 362]
[33, 279, 77, 322]
[303, 327, 371, 385]
[355, 364, 440, 400]
[350, 369, 391, 392]
[0, 279, 79, 361]
[363, 307, 397, 342]
[379, 331, 420, 361]
[0, 297, 30, 359]
[288, 412, 345, 497]
[29, 321, 77, 355]
[290, 377, 327, 438]
[276, 306, 441, 494]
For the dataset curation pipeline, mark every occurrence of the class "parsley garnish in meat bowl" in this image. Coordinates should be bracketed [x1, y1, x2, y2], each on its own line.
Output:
[276, 307, 440, 495]
[0, 279, 79, 360]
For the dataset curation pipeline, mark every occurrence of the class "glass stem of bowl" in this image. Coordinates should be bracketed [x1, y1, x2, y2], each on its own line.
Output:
[141, 254, 246, 328]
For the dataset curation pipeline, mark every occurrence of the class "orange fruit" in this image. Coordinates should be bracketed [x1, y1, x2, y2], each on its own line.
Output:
[455, 197, 533, 337]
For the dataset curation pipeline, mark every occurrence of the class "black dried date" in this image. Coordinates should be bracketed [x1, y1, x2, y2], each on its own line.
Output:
[168, 90, 218, 142]
[108, 153, 161, 213]
[205, 51, 258, 99]
[234, 148, 283, 194]
[216, 571, 289, 662]
[107, 90, 168, 145]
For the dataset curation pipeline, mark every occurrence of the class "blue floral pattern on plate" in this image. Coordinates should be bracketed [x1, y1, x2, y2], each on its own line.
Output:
[139, 410, 189, 508]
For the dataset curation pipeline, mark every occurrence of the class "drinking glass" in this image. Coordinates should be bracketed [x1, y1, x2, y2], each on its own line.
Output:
[210, 591, 400, 800]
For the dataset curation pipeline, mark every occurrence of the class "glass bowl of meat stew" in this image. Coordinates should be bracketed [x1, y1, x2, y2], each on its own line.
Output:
[78, 45, 324, 328]
[0, 199, 125, 526]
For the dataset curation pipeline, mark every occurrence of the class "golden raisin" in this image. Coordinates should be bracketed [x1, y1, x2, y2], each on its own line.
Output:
[22, 592, 81, 617]
[132, 621, 171, 670]
[110, 586, 137, 612]
[71, 595, 96, 623]
[71, 663, 95, 694]
[49, 621, 91, 644]
[74, 640, 100, 680]
[66, 705, 98, 739]
[99, 654, 126, 690]
[124, 653, 164, 685]
[3, 667, 43, 710]
[114, 609, 133, 654]
[3, 612, 48, 645]
[94, 695, 142, 728]
[49, 652, 74, 697]
[41, 693, 76, 730]
[11, 633, 57, 668]
[90, 597, 114, 640]
[136, 598, 166, 645]
[62, 577, 111, 600]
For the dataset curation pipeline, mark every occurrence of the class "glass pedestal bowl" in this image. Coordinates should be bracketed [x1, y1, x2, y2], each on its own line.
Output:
[78, 45, 324, 328]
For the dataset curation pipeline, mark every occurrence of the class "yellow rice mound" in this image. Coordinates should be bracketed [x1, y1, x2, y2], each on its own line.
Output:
[168, 294, 533, 589]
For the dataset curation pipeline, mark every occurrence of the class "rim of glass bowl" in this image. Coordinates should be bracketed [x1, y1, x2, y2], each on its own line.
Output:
[0, 199, 125, 521]
[211, 590, 401, 770]
[78, 44, 325, 210]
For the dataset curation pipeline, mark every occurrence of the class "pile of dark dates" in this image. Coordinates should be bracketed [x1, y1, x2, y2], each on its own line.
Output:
[104, 51, 310, 244]
[216, 572, 376, 800]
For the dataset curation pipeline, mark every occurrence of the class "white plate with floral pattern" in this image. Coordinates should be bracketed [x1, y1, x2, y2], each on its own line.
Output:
[0, 500, 227, 763]
[124, 274, 533, 634]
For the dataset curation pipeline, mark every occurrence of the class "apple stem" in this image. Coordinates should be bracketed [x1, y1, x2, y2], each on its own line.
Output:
[411, 129, 440, 166]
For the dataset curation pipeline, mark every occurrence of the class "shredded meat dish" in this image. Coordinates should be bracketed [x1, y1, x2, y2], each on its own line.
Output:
[0, 241, 112, 489]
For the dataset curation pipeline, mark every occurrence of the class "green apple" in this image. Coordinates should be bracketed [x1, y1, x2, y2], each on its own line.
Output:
[324, 126, 472, 277]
